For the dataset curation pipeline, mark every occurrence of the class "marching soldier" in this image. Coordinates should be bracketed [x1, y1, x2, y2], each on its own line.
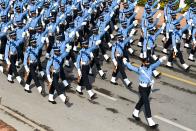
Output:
[46, 45, 72, 104]
[166, 22, 190, 71]
[123, 56, 167, 128]
[89, 27, 106, 79]
[110, 34, 132, 87]
[4, 31, 23, 84]
[23, 37, 46, 96]
[76, 39, 101, 100]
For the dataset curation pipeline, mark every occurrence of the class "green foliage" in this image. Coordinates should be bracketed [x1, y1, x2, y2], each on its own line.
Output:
[137, 0, 190, 12]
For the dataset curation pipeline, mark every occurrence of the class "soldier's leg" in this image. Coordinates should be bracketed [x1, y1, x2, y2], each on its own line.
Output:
[99, 43, 110, 62]
[10, 55, 22, 84]
[118, 58, 131, 87]
[176, 45, 190, 70]
[82, 65, 96, 99]
[167, 50, 174, 68]
[53, 73, 69, 103]
[30, 63, 44, 94]
[60, 65, 69, 88]
[24, 71, 32, 93]
[188, 47, 196, 61]
[48, 82, 56, 104]
[110, 65, 119, 85]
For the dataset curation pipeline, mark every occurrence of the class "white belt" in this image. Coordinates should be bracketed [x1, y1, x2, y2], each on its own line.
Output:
[169, 30, 173, 32]
[10, 52, 17, 55]
[139, 83, 150, 87]
[53, 69, 60, 73]
[81, 61, 89, 65]
[30, 60, 37, 63]
[48, 32, 54, 36]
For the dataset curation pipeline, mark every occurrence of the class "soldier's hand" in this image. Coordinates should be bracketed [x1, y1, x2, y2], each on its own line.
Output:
[47, 75, 52, 83]
[123, 58, 127, 65]
[66, 44, 72, 52]
[6, 59, 11, 65]
[174, 47, 178, 54]
[24, 66, 30, 73]
[112, 59, 118, 67]
[78, 69, 82, 77]
[96, 40, 101, 45]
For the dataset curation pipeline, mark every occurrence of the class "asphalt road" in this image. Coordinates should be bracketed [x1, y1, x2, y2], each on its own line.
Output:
[0, 27, 196, 131]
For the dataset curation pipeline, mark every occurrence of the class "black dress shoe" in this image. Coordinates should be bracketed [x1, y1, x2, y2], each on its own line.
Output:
[100, 74, 106, 80]
[127, 82, 132, 88]
[106, 58, 111, 63]
[24, 89, 32, 93]
[48, 100, 57, 104]
[185, 66, 190, 72]
[41, 90, 47, 97]
[8, 80, 14, 83]
[90, 93, 97, 100]
[76, 90, 83, 95]
[149, 124, 159, 129]
[64, 96, 69, 104]
[188, 58, 195, 62]
[110, 81, 118, 85]
[89, 73, 94, 76]
[132, 114, 141, 121]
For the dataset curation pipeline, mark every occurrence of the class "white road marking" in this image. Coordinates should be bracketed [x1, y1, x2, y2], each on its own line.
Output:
[93, 90, 117, 101]
[154, 115, 194, 131]
[0, 104, 47, 131]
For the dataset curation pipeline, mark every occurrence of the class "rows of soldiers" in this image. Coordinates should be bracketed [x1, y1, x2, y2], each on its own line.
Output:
[0, 0, 195, 128]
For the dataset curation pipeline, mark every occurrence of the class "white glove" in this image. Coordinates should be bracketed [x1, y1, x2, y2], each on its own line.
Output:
[22, 32, 26, 38]
[133, 20, 138, 26]
[66, 45, 72, 52]
[135, 7, 139, 13]
[90, 52, 94, 59]
[161, 23, 166, 30]
[88, 8, 92, 13]
[166, 33, 169, 39]
[188, 19, 193, 25]
[24, 65, 30, 72]
[123, 58, 127, 64]
[82, 22, 87, 26]
[6, 59, 11, 65]
[174, 47, 178, 53]
[110, 12, 114, 17]
[183, 12, 187, 17]
[157, 3, 160, 9]
[47, 75, 52, 83]
[156, 13, 162, 19]
[143, 52, 147, 58]
[112, 59, 118, 67]
[159, 56, 167, 62]
[104, 25, 110, 31]
[78, 69, 82, 77]
[76, 31, 79, 38]
[96, 40, 101, 45]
